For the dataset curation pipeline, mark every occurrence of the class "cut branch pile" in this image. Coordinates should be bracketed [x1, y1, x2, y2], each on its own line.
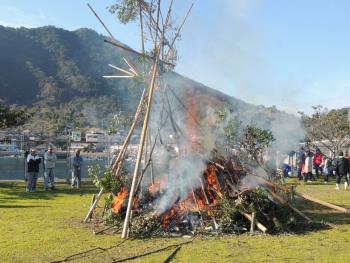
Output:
[83, 1, 347, 240]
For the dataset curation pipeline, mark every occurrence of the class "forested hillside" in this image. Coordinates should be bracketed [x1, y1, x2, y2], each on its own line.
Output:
[0, 26, 304, 137]
[0, 25, 136, 106]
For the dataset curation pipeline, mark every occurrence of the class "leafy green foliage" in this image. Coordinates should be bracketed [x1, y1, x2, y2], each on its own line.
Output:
[89, 164, 126, 194]
[299, 105, 350, 156]
[240, 125, 275, 162]
[215, 196, 243, 234]
[108, 0, 140, 24]
[0, 103, 33, 128]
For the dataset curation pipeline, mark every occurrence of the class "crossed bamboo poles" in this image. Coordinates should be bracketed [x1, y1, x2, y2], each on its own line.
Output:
[84, 2, 194, 239]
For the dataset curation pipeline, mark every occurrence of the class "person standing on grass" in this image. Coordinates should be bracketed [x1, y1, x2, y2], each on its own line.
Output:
[304, 151, 313, 182]
[44, 145, 57, 190]
[322, 156, 333, 183]
[297, 148, 306, 181]
[72, 150, 83, 189]
[333, 151, 349, 190]
[313, 148, 323, 179]
[26, 148, 41, 192]
[346, 151, 350, 182]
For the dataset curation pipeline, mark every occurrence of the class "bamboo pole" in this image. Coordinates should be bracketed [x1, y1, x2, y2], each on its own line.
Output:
[123, 58, 139, 76]
[121, 54, 160, 239]
[296, 192, 348, 213]
[103, 75, 134, 79]
[121, 0, 165, 238]
[138, 0, 145, 54]
[104, 39, 175, 67]
[148, 130, 155, 184]
[83, 188, 103, 223]
[252, 174, 290, 193]
[83, 89, 146, 223]
[267, 189, 312, 223]
[108, 64, 134, 76]
[165, 3, 194, 59]
[111, 88, 146, 174]
[87, 3, 115, 39]
[240, 211, 267, 233]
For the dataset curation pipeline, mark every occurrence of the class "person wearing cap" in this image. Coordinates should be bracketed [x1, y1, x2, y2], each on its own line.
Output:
[44, 145, 57, 190]
[26, 148, 41, 192]
[72, 150, 83, 189]
[333, 151, 349, 190]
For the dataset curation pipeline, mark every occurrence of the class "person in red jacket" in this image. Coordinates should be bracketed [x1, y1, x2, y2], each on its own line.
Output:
[313, 148, 323, 179]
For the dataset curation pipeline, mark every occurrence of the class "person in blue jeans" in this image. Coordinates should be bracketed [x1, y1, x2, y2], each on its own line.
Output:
[72, 150, 83, 189]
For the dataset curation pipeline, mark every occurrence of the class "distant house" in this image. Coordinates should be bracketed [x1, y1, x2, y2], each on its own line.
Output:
[85, 131, 107, 143]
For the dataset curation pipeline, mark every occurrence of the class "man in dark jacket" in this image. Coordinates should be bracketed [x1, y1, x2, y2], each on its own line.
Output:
[333, 151, 349, 190]
[26, 148, 41, 192]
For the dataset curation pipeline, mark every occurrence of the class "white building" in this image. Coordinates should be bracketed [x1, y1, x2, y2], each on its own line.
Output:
[85, 131, 107, 143]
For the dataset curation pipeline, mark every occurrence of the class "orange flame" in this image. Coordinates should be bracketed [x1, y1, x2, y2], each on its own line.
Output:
[111, 187, 128, 214]
[161, 207, 177, 230]
[206, 164, 223, 199]
[148, 178, 167, 194]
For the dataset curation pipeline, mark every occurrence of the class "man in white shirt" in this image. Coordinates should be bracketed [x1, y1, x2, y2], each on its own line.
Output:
[44, 145, 57, 190]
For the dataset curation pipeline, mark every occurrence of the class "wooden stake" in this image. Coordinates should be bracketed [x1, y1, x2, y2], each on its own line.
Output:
[296, 192, 348, 213]
[83, 188, 103, 223]
[250, 212, 256, 234]
[240, 211, 267, 233]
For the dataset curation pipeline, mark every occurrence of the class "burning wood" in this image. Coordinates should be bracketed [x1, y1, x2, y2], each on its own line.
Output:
[111, 187, 128, 214]
[85, 0, 321, 239]
[102, 152, 314, 237]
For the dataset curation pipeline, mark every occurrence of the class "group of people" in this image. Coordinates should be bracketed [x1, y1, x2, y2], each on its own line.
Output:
[25, 146, 83, 192]
[297, 148, 350, 190]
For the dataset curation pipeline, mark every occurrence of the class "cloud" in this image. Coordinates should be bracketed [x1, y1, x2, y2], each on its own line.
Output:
[0, 6, 56, 28]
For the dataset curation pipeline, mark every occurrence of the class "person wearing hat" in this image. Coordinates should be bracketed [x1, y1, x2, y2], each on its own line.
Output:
[72, 149, 83, 189]
[26, 148, 41, 192]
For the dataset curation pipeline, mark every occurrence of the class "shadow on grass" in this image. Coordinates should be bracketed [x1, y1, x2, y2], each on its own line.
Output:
[51, 239, 128, 263]
[0, 181, 98, 201]
[294, 197, 350, 227]
[0, 204, 50, 208]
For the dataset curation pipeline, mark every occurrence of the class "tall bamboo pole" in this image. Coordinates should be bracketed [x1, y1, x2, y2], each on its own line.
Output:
[121, 0, 163, 239]
[83, 89, 146, 223]
[121, 54, 160, 239]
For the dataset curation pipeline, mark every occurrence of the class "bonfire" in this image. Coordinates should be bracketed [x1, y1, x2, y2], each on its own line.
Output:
[83, 1, 347, 239]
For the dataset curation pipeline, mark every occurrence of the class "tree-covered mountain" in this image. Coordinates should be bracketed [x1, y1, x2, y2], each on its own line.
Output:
[0, 26, 302, 140]
[0, 25, 136, 106]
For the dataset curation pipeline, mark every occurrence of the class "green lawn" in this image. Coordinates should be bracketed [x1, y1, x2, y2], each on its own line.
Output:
[1, 179, 350, 263]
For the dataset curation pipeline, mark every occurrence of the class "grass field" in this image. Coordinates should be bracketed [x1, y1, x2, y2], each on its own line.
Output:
[1, 178, 350, 263]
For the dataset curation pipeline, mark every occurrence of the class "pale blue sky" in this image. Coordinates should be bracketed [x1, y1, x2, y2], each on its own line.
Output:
[1, 0, 349, 114]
